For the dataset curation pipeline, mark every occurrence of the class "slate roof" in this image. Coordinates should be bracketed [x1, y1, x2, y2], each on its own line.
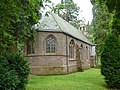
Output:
[37, 13, 94, 45]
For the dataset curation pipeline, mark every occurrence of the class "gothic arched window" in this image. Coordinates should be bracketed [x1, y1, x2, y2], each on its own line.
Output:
[27, 40, 35, 54]
[69, 40, 75, 58]
[80, 44, 84, 61]
[86, 46, 89, 61]
[46, 35, 56, 53]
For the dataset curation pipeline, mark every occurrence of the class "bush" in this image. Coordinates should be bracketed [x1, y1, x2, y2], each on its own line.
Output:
[0, 52, 30, 90]
[101, 33, 120, 89]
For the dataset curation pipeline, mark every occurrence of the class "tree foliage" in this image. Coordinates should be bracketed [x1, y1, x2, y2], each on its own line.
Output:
[90, 0, 112, 57]
[0, 52, 30, 90]
[98, 0, 120, 88]
[0, 0, 50, 88]
[0, 0, 44, 52]
[101, 34, 120, 88]
[54, 0, 81, 29]
[99, 0, 120, 35]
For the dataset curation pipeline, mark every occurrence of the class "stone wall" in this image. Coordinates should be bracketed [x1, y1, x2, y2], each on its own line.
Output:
[30, 66, 68, 75]
[24, 31, 94, 75]
[25, 32, 68, 75]
[66, 35, 91, 71]
[26, 55, 68, 75]
[24, 32, 67, 55]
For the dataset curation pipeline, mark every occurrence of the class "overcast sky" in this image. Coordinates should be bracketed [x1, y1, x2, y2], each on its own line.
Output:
[50, 0, 93, 24]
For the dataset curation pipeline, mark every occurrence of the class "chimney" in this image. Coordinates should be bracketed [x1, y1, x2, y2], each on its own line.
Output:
[80, 25, 89, 37]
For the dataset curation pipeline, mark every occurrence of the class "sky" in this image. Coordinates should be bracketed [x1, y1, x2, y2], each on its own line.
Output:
[50, 0, 93, 24]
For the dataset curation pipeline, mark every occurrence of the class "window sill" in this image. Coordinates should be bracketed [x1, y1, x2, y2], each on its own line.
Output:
[69, 58, 76, 61]
[45, 53, 56, 55]
[26, 54, 35, 56]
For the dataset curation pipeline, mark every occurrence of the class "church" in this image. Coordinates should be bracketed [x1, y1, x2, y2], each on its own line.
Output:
[24, 13, 97, 75]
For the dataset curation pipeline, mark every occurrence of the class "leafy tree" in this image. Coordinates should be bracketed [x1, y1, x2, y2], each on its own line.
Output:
[0, 0, 49, 89]
[0, 0, 49, 52]
[99, 0, 120, 36]
[0, 52, 30, 90]
[90, 0, 112, 58]
[54, 0, 81, 28]
[101, 33, 120, 88]
[85, 22, 94, 41]
[98, 0, 120, 88]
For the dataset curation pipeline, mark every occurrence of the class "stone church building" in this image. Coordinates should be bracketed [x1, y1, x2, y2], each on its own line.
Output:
[24, 13, 96, 75]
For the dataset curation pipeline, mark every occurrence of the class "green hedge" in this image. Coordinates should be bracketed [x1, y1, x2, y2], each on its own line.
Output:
[101, 33, 120, 89]
[0, 52, 30, 90]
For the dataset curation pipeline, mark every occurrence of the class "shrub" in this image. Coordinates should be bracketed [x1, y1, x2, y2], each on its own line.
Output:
[101, 33, 120, 89]
[0, 52, 30, 90]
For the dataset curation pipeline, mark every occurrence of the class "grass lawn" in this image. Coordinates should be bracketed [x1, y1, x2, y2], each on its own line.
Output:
[26, 68, 107, 90]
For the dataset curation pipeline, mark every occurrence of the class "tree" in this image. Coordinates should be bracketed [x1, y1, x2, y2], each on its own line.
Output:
[0, 0, 51, 89]
[54, 0, 81, 29]
[101, 33, 120, 88]
[90, 0, 112, 58]
[0, 0, 48, 52]
[98, 0, 120, 88]
[0, 52, 30, 90]
[85, 22, 94, 41]
[99, 0, 120, 36]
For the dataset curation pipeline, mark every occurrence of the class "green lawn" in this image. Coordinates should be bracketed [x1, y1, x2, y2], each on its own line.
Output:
[26, 69, 107, 90]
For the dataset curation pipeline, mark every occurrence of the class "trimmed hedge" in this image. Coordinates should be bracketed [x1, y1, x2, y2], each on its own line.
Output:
[0, 52, 30, 90]
[101, 33, 120, 89]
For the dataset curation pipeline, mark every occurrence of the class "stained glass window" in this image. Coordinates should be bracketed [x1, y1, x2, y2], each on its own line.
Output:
[69, 40, 75, 58]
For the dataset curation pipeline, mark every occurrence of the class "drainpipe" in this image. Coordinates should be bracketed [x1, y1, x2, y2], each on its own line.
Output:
[66, 35, 69, 73]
